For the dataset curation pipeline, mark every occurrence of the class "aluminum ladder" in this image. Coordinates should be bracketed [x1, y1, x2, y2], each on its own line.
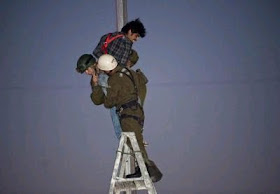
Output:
[109, 132, 157, 194]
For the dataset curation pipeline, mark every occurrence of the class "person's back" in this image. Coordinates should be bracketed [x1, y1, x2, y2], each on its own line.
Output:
[93, 32, 129, 66]
[91, 65, 141, 109]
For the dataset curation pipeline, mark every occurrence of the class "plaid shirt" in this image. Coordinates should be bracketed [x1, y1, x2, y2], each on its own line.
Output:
[93, 32, 133, 67]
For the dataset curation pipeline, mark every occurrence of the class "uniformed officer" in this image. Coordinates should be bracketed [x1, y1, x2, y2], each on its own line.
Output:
[90, 54, 162, 182]
[90, 54, 148, 159]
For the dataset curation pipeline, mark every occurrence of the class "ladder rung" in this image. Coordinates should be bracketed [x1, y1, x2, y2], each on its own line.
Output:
[114, 179, 146, 191]
[115, 177, 143, 181]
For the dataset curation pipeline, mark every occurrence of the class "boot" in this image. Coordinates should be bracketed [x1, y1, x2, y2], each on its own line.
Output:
[146, 160, 163, 183]
[126, 161, 163, 183]
[125, 166, 141, 178]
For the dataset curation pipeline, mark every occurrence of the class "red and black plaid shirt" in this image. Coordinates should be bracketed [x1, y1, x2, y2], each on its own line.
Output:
[93, 32, 133, 67]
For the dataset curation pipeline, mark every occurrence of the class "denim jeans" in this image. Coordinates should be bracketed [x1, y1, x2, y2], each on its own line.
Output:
[98, 72, 122, 139]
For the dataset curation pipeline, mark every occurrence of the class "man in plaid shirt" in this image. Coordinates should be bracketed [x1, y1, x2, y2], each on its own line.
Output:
[93, 18, 146, 67]
[92, 18, 146, 140]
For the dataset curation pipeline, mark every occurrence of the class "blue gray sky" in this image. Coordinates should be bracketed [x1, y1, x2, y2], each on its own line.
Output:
[1, 0, 280, 193]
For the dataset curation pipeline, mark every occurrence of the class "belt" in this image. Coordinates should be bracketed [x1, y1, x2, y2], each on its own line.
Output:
[117, 99, 139, 113]
[116, 100, 144, 127]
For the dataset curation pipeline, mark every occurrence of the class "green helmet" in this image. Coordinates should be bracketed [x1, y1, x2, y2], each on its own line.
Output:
[129, 49, 139, 65]
[76, 54, 96, 73]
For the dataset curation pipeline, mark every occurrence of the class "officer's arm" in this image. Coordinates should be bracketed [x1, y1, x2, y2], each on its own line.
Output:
[90, 84, 105, 105]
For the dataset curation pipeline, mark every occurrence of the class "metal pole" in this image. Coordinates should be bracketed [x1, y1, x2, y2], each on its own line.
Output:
[116, 0, 128, 31]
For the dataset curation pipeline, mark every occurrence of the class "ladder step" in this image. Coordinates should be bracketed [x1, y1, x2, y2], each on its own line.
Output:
[114, 179, 147, 191]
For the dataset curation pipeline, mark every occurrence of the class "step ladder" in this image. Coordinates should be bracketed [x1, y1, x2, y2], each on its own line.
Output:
[109, 132, 157, 194]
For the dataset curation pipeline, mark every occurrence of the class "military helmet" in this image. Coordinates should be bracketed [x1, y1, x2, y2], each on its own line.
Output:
[97, 54, 118, 71]
[76, 54, 96, 73]
[129, 49, 139, 65]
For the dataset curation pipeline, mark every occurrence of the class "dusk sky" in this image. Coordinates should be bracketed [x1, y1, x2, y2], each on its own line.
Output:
[1, 0, 280, 193]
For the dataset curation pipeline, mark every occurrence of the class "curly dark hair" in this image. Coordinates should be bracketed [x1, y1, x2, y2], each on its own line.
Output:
[121, 18, 146, 38]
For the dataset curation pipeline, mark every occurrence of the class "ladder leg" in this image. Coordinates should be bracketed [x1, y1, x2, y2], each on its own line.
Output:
[109, 134, 127, 194]
[128, 133, 157, 193]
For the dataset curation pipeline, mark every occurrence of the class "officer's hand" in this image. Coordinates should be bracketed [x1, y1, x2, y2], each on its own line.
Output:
[94, 64, 100, 75]
[92, 74, 98, 86]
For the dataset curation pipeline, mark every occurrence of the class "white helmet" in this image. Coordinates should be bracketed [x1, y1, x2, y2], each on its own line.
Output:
[97, 54, 118, 71]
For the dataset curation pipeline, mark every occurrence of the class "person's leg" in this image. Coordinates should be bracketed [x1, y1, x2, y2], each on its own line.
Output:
[110, 107, 122, 139]
[120, 117, 149, 162]
[98, 72, 122, 139]
[120, 111, 162, 182]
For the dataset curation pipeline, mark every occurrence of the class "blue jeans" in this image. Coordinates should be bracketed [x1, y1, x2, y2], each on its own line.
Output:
[98, 73, 122, 139]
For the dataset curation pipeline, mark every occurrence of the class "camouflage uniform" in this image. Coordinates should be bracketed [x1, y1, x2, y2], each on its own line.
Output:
[91, 66, 149, 162]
